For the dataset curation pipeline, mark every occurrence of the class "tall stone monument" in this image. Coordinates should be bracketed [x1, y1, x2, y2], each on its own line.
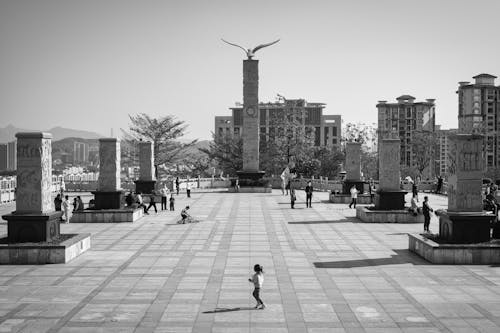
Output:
[375, 138, 407, 210]
[2, 132, 60, 242]
[342, 142, 365, 193]
[92, 138, 123, 209]
[439, 134, 492, 243]
[222, 38, 279, 185]
[134, 141, 156, 194]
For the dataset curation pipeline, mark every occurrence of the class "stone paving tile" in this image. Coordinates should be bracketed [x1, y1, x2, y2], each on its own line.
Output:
[0, 191, 499, 332]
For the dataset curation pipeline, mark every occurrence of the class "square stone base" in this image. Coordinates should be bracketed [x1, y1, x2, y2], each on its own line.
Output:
[408, 233, 500, 264]
[134, 180, 156, 194]
[343, 180, 365, 194]
[374, 190, 407, 210]
[0, 233, 91, 264]
[70, 208, 143, 223]
[2, 211, 62, 243]
[439, 211, 493, 244]
[91, 191, 123, 210]
[329, 194, 372, 204]
[356, 206, 424, 223]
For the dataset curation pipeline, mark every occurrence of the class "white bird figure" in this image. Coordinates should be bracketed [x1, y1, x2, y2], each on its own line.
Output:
[221, 38, 280, 59]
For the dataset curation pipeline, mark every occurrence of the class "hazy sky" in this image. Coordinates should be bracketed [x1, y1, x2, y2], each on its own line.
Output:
[1, 0, 499, 140]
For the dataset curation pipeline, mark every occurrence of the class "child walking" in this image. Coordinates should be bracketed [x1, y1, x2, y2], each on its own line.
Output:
[169, 194, 175, 211]
[248, 264, 265, 309]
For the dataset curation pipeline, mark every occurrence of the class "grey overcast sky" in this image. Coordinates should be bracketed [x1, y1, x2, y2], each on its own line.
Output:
[1, 0, 499, 140]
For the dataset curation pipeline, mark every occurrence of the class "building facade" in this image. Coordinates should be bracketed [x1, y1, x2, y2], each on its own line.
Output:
[7, 140, 16, 171]
[215, 99, 342, 150]
[0, 144, 7, 171]
[457, 73, 500, 169]
[377, 95, 436, 177]
[435, 126, 457, 178]
[73, 142, 89, 164]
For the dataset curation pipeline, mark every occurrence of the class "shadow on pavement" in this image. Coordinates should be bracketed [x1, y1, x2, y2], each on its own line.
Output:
[289, 219, 351, 224]
[313, 250, 429, 268]
[203, 307, 256, 313]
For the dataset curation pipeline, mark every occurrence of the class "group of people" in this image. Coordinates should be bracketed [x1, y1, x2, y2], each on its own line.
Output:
[54, 193, 84, 223]
[174, 177, 192, 197]
[289, 181, 314, 208]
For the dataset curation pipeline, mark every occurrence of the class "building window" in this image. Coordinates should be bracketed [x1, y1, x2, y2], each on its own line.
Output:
[324, 127, 329, 146]
[234, 127, 240, 136]
[332, 127, 337, 136]
[233, 109, 243, 126]
[260, 109, 266, 126]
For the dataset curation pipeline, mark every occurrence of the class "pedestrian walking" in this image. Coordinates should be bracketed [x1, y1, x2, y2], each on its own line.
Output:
[305, 181, 313, 208]
[72, 197, 78, 212]
[412, 182, 418, 201]
[186, 180, 191, 198]
[136, 192, 148, 215]
[348, 185, 358, 209]
[62, 195, 71, 223]
[146, 194, 158, 214]
[175, 177, 180, 195]
[169, 194, 175, 211]
[248, 264, 265, 309]
[54, 194, 62, 212]
[160, 185, 169, 210]
[409, 194, 418, 216]
[422, 196, 434, 233]
[290, 188, 296, 209]
[234, 179, 240, 192]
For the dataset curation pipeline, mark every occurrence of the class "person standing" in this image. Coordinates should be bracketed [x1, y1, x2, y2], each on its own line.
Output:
[435, 176, 443, 194]
[76, 196, 84, 211]
[62, 195, 71, 223]
[160, 185, 168, 210]
[175, 177, 180, 195]
[248, 264, 265, 309]
[409, 195, 418, 216]
[348, 185, 358, 209]
[186, 180, 191, 198]
[54, 194, 62, 212]
[72, 197, 78, 212]
[169, 194, 175, 211]
[136, 192, 148, 215]
[290, 188, 296, 209]
[305, 181, 313, 208]
[234, 178, 240, 192]
[422, 196, 434, 233]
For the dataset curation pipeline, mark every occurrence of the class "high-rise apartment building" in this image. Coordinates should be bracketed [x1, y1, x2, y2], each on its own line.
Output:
[436, 126, 457, 178]
[215, 99, 342, 150]
[377, 95, 436, 177]
[457, 73, 500, 168]
[73, 142, 89, 164]
[7, 140, 16, 171]
[0, 144, 7, 171]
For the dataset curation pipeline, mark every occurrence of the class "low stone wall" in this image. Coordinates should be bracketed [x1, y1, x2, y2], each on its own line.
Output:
[356, 206, 424, 223]
[0, 233, 91, 264]
[408, 233, 500, 264]
[329, 193, 372, 204]
[71, 208, 143, 223]
[228, 187, 272, 193]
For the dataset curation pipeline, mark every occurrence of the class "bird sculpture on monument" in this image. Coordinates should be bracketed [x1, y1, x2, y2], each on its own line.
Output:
[221, 38, 280, 59]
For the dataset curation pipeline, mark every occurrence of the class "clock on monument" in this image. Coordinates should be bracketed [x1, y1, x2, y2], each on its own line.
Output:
[246, 106, 257, 118]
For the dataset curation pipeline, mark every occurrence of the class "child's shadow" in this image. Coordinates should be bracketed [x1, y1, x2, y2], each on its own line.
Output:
[203, 306, 256, 313]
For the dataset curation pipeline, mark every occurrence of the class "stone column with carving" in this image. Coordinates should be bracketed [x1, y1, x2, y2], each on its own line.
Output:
[236, 59, 265, 185]
[343, 142, 365, 194]
[374, 138, 407, 210]
[2, 132, 61, 242]
[134, 141, 156, 194]
[92, 138, 123, 209]
[440, 134, 492, 243]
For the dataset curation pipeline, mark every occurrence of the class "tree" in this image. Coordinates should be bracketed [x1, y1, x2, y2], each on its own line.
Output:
[199, 133, 243, 176]
[361, 149, 378, 180]
[313, 147, 344, 179]
[122, 113, 197, 178]
[410, 130, 438, 177]
[342, 122, 377, 148]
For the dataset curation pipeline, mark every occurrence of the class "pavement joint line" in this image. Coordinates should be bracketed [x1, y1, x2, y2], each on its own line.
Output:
[0, 303, 29, 323]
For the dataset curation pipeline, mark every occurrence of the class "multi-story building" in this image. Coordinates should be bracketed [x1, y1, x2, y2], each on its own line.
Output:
[215, 99, 342, 150]
[7, 140, 16, 171]
[73, 142, 89, 164]
[377, 95, 436, 177]
[435, 126, 457, 178]
[457, 73, 500, 169]
[0, 144, 7, 171]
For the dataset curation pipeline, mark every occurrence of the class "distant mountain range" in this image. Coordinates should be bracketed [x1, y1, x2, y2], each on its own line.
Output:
[0, 124, 104, 142]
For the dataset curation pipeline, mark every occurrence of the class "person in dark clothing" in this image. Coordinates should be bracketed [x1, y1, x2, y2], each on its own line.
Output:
[125, 192, 134, 207]
[412, 182, 418, 201]
[175, 177, 180, 195]
[290, 189, 296, 209]
[305, 181, 313, 208]
[169, 194, 175, 211]
[422, 196, 433, 233]
[435, 176, 443, 194]
[54, 194, 62, 211]
[146, 194, 158, 214]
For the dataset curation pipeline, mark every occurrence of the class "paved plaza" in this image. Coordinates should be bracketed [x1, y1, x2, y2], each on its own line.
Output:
[1, 191, 500, 332]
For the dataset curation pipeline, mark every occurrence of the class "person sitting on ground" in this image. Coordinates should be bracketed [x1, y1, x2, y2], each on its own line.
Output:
[125, 191, 134, 207]
[136, 192, 148, 215]
[180, 205, 191, 223]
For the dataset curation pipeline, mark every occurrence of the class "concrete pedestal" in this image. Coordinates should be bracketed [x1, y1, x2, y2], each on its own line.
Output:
[374, 190, 407, 210]
[439, 211, 493, 244]
[134, 180, 156, 194]
[3, 211, 62, 243]
[91, 191, 123, 210]
[343, 180, 365, 194]
[236, 171, 266, 187]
